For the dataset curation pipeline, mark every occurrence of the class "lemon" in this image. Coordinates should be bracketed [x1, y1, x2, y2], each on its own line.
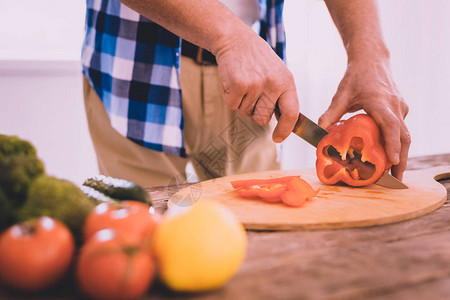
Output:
[153, 201, 247, 292]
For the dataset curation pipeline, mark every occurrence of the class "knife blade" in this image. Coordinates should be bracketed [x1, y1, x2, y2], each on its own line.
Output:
[278, 108, 408, 189]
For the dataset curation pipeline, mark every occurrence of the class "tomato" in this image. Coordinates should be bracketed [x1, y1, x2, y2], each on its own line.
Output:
[0, 217, 74, 291]
[76, 229, 155, 300]
[83, 201, 161, 245]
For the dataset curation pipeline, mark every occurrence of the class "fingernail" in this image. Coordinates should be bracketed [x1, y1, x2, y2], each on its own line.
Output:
[274, 137, 283, 143]
[393, 153, 400, 165]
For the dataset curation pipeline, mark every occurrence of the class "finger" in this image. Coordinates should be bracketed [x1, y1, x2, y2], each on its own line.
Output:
[318, 91, 351, 130]
[369, 109, 401, 166]
[391, 122, 411, 181]
[222, 83, 246, 110]
[272, 88, 299, 143]
[401, 98, 409, 118]
[239, 91, 261, 117]
[252, 95, 275, 126]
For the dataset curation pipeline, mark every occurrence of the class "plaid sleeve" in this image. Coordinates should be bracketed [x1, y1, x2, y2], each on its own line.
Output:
[82, 0, 186, 157]
[81, 0, 286, 158]
[259, 0, 286, 61]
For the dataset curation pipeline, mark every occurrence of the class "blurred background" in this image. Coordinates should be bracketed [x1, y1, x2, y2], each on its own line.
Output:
[1, 0, 449, 185]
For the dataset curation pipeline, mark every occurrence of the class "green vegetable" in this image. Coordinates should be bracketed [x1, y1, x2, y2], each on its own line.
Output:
[0, 188, 15, 231]
[0, 154, 45, 208]
[79, 185, 115, 204]
[82, 175, 152, 205]
[0, 134, 37, 158]
[0, 135, 45, 229]
[17, 176, 95, 237]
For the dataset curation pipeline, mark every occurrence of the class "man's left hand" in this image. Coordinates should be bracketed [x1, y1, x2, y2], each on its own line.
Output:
[318, 58, 411, 181]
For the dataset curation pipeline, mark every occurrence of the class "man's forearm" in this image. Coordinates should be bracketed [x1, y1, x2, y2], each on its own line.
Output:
[119, 0, 253, 56]
[320, 0, 410, 180]
[324, 0, 390, 62]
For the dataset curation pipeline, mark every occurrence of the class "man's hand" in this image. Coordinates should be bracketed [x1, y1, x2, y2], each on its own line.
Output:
[322, 0, 411, 180]
[119, 0, 299, 143]
[318, 58, 410, 180]
[214, 28, 299, 143]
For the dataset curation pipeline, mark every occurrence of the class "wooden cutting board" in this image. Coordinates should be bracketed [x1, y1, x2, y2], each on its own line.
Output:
[168, 166, 450, 230]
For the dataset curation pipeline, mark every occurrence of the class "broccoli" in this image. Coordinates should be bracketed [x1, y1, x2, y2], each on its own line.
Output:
[0, 188, 15, 231]
[0, 134, 37, 159]
[0, 154, 45, 208]
[17, 175, 95, 238]
[0, 134, 45, 208]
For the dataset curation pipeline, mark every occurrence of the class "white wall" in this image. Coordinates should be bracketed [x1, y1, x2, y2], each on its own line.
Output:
[1, 0, 449, 184]
[0, 62, 97, 186]
[0, 1, 93, 185]
[0, 0, 85, 60]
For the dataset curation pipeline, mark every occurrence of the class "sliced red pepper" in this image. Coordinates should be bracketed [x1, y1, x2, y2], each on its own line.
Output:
[256, 184, 287, 199]
[281, 177, 319, 207]
[261, 197, 282, 203]
[235, 186, 260, 198]
[230, 176, 300, 189]
[232, 176, 319, 207]
[316, 114, 391, 187]
[281, 191, 306, 207]
[235, 183, 287, 199]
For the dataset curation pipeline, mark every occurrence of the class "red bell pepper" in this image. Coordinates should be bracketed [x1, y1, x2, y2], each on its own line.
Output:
[230, 176, 300, 189]
[232, 176, 319, 207]
[316, 114, 391, 187]
[281, 177, 320, 207]
[234, 183, 286, 199]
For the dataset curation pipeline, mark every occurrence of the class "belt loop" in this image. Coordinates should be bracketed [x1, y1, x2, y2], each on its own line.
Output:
[196, 48, 204, 64]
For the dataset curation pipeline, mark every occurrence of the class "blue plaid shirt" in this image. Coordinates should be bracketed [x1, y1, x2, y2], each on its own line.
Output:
[82, 0, 286, 157]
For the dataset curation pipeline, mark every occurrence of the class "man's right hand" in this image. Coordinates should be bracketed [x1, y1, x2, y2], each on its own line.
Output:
[213, 27, 299, 143]
[119, 0, 299, 143]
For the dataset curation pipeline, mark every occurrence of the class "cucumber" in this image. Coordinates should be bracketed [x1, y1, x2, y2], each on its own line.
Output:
[82, 175, 152, 205]
[79, 185, 115, 205]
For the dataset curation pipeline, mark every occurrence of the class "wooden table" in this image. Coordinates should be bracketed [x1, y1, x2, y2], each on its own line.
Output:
[1, 154, 449, 300]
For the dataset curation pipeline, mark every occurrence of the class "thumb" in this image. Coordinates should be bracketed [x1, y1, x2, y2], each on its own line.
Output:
[318, 92, 349, 130]
[272, 88, 299, 143]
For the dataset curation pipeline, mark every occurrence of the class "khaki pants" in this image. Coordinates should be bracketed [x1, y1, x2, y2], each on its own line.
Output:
[83, 56, 280, 188]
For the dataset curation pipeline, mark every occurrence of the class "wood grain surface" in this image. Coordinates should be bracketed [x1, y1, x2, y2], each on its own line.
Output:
[168, 166, 450, 230]
[146, 154, 450, 300]
[1, 154, 449, 300]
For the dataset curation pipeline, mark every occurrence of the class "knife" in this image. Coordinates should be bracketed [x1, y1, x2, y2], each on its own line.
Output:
[279, 110, 408, 189]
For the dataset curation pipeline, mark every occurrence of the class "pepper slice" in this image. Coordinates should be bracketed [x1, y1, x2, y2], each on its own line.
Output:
[316, 114, 391, 187]
[256, 183, 287, 199]
[230, 176, 300, 189]
[281, 177, 320, 207]
[234, 183, 287, 199]
[232, 176, 319, 207]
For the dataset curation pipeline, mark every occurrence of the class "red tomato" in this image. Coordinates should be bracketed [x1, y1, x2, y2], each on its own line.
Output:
[83, 201, 161, 245]
[76, 229, 155, 300]
[0, 217, 74, 291]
